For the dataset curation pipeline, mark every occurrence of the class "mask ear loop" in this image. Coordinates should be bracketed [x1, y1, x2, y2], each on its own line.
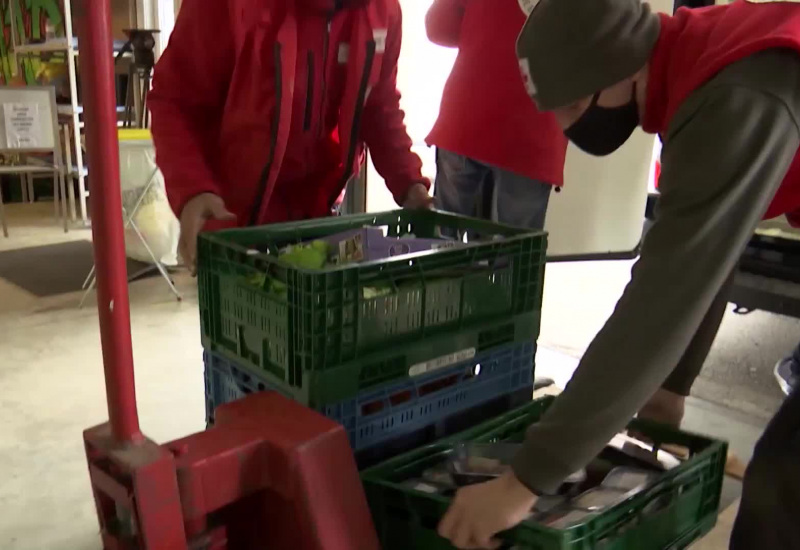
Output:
[590, 82, 637, 109]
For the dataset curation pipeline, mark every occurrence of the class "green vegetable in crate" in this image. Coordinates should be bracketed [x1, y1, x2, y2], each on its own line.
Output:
[278, 240, 330, 270]
[268, 278, 288, 300]
[245, 273, 267, 289]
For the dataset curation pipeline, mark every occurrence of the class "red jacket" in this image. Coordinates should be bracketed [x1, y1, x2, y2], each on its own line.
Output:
[149, 0, 426, 227]
[424, 0, 567, 185]
[644, 0, 800, 226]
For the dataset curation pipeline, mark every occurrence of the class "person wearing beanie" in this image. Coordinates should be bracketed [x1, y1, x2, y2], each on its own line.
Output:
[425, 0, 567, 232]
[149, 0, 432, 273]
[437, 0, 800, 548]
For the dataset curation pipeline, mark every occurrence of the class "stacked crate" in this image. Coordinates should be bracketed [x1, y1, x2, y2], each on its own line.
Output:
[361, 397, 728, 549]
[198, 209, 547, 467]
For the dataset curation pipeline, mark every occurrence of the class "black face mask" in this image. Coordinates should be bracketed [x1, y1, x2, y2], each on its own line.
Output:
[564, 85, 639, 157]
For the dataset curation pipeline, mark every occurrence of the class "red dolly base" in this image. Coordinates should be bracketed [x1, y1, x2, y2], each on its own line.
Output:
[84, 392, 381, 550]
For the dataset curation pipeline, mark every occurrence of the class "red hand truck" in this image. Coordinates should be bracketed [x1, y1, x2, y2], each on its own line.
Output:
[78, 3, 379, 548]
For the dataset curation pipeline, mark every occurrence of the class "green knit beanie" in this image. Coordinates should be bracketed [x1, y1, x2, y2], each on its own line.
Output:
[516, 0, 661, 111]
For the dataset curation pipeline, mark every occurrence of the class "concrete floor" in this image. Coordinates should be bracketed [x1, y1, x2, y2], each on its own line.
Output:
[0, 204, 205, 550]
[1, 203, 794, 549]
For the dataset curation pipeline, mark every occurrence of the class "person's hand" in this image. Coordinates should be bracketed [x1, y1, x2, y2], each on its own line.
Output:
[179, 193, 236, 274]
[403, 182, 434, 209]
[438, 471, 537, 549]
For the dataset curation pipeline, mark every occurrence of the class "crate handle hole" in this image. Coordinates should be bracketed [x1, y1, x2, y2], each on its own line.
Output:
[418, 374, 460, 398]
[389, 390, 413, 407]
[361, 399, 385, 417]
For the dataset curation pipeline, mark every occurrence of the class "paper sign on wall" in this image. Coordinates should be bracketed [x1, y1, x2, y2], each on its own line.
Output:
[4, 103, 42, 149]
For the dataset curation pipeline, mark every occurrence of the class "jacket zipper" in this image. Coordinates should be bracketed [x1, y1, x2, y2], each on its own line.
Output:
[249, 43, 283, 226]
[318, 18, 331, 138]
[303, 51, 314, 132]
[335, 40, 375, 201]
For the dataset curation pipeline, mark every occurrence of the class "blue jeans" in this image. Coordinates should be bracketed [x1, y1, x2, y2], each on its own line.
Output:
[433, 149, 552, 230]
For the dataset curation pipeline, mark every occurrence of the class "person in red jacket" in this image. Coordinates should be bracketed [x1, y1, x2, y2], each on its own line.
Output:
[149, 0, 432, 270]
[437, 0, 800, 548]
[424, 0, 567, 231]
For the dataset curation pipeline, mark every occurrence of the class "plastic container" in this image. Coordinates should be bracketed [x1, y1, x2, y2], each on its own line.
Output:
[205, 341, 535, 462]
[601, 468, 657, 494]
[354, 386, 533, 469]
[206, 305, 537, 408]
[118, 129, 179, 266]
[196, 209, 546, 394]
[361, 396, 727, 550]
[571, 488, 629, 511]
[450, 442, 519, 485]
[322, 227, 460, 264]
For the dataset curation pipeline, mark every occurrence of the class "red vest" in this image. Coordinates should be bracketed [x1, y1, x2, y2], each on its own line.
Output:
[644, 0, 800, 224]
[424, 0, 567, 185]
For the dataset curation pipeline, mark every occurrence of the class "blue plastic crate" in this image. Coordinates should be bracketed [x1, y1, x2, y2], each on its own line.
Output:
[204, 341, 534, 453]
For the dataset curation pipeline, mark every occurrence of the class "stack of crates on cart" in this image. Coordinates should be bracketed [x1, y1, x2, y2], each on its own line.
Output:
[361, 396, 728, 549]
[198, 210, 547, 466]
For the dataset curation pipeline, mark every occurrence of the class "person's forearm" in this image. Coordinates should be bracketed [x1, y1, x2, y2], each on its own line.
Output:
[362, 113, 427, 204]
[362, 88, 428, 203]
[361, 18, 427, 204]
[150, 101, 223, 216]
[513, 53, 800, 494]
[148, 0, 233, 217]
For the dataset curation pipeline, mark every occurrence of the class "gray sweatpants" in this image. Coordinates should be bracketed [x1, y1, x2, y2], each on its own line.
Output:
[512, 46, 800, 519]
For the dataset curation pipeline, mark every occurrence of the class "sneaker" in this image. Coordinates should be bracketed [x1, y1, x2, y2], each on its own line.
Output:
[774, 356, 799, 396]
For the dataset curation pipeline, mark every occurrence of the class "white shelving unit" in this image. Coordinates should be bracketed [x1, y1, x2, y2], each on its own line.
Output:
[9, 1, 130, 226]
[9, 0, 86, 224]
[6, 0, 176, 226]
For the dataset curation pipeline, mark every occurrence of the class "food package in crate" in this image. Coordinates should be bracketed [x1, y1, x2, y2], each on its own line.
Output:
[323, 227, 460, 264]
[363, 393, 726, 550]
[400, 439, 665, 530]
[449, 443, 586, 488]
[251, 227, 460, 271]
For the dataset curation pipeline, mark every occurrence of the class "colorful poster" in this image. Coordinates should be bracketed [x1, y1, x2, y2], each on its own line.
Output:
[0, 0, 65, 85]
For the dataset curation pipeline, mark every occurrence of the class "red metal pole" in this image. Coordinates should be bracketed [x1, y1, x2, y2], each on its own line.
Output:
[76, 0, 141, 443]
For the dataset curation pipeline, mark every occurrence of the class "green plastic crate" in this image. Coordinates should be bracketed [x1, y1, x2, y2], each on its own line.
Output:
[361, 396, 728, 550]
[197, 209, 547, 403]
[209, 312, 539, 407]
